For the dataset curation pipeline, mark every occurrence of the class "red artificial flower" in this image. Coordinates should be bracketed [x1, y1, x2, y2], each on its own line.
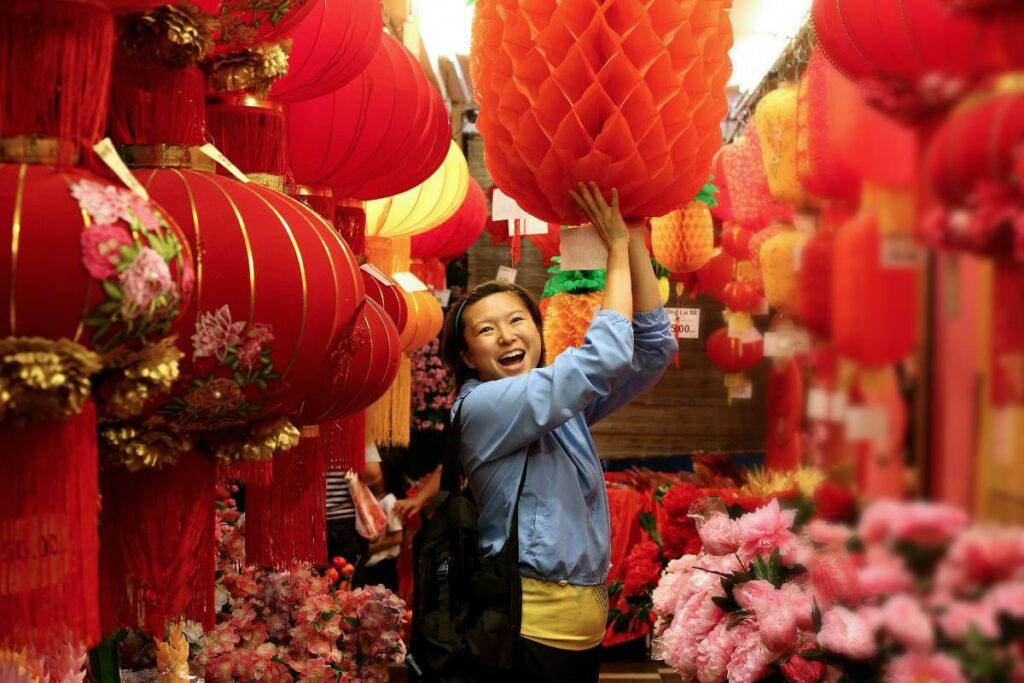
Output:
[780, 654, 826, 683]
[814, 481, 858, 523]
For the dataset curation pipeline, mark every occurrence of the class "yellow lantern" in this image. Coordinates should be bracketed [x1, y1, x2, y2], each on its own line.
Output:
[759, 230, 809, 317]
[364, 141, 470, 238]
[755, 84, 818, 211]
[651, 184, 717, 274]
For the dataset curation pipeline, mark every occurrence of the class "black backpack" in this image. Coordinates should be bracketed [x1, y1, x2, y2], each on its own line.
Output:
[409, 402, 529, 682]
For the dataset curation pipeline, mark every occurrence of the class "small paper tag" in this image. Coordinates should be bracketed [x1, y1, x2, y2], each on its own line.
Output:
[391, 271, 428, 292]
[491, 188, 519, 221]
[92, 138, 150, 200]
[360, 263, 392, 285]
[558, 226, 608, 271]
[794, 213, 818, 234]
[764, 327, 813, 357]
[199, 143, 250, 183]
[434, 288, 452, 307]
[496, 265, 518, 283]
[806, 387, 830, 420]
[507, 215, 549, 236]
[829, 391, 848, 422]
[666, 307, 701, 340]
[880, 235, 926, 269]
[844, 405, 889, 441]
[729, 380, 753, 400]
[754, 297, 770, 316]
[793, 240, 806, 273]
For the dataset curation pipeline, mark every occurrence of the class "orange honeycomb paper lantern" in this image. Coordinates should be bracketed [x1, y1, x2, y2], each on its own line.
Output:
[651, 184, 717, 275]
[471, 0, 732, 223]
[542, 291, 604, 361]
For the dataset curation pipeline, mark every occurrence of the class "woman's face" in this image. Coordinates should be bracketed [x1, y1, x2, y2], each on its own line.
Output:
[459, 291, 543, 382]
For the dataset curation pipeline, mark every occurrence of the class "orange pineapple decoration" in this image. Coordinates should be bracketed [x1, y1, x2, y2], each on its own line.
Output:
[652, 183, 718, 276]
[539, 261, 606, 362]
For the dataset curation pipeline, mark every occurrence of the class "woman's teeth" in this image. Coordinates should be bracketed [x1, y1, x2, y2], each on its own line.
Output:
[499, 350, 526, 367]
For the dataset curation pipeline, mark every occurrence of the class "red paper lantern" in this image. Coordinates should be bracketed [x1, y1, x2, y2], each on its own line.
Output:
[132, 168, 363, 431]
[798, 229, 835, 339]
[833, 214, 919, 367]
[710, 149, 733, 221]
[721, 122, 793, 230]
[796, 50, 861, 202]
[706, 327, 763, 373]
[200, 0, 317, 52]
[695, 249, 736, 303]
[766, 357, 803, 471]
[721, 224, 753, 260]
[270, 0, 383, 103]
[471, 0, 732, 223]
[411, 257, 448, 290]
[723, 279, 761, 313]
[410, 177, 488, 261]
[811, 0, 1024, 117]
[925, 92, 1024, 205]
[529, 225, 563, 265]
[287, 33, 450, 200]
[362, 268, 410, 338]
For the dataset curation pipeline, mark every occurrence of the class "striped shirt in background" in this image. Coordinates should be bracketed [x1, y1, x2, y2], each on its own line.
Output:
[325, 442, 381, 522]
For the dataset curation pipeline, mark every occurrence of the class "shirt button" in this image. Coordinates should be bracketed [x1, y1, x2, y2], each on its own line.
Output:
[558, 580, 568, 587]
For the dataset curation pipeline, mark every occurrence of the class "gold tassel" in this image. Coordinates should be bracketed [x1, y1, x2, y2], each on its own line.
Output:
[364, 354, 411, 447]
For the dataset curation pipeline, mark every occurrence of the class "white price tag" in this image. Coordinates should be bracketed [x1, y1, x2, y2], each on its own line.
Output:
[434, 288, 452, 307]
[360, 263, 392, 285]
[391, 271, 428, 292]
[558, 226, 608, 271]
[199, 143, 250, 183]
[729, 380, 753, 400]
[508, 215, 549, 236]
[806, 387, 830, 420]
[829, 391, 848, 422]
[496, 265, 518, 283]
[491, 188, 520, 221]
[92, 138, 150, 200]
[844, 405, 889, 441]
[666, 307, 701, 340]
[765, 327, 813, 357]
[880, 235, 926, 270]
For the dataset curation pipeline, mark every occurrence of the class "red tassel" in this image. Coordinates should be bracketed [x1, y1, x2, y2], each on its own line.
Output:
[334, 200, 366, 258]
[205, 98, 285, 176]
[0, 402, 100, 650]
[108, 61, 206, 146]
[0, 0, 114, 163]
[293, 192, 335, 223]
[100, 453, 216, 637]
[511, 219, 522, 265]
[323, 412, 366, 474]
[220, 459, 273, 487]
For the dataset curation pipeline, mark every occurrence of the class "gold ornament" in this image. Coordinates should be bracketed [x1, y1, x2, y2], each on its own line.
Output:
[742, 466, 827, 498]
[208, 417, 300, 463]
[0, 337, 101, 426]
[117, 2, 219, 67]
[156, 622, 191, 683]
[204, 41, 292, 96]
[95, 337, 184, 422]
[99, 424, 193, 471]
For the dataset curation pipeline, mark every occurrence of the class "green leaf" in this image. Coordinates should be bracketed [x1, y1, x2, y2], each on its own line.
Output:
[87, 632, 121, 683]
[812, 600, 823, 632]
[653, 483, 670, 503]
[639, 511, 663, 549]
[608, 580, 623, 597]
[102, 280, 124, 301]
[255, 378, 269, 391]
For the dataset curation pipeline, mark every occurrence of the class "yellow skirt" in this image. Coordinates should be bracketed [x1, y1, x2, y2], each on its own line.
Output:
[520, 576, 609, 651]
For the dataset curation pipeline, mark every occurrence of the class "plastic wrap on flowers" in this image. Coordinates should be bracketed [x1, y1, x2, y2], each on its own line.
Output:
[652, 184, 717, 275]
[833, 214, 919, 367]
[811, 0, 1024, 118]
[269, 0, 382, 103]
[471, 0, 732, 223]
[287, 32, 451, 200]
[760, 230, 809, 318]
[721, 122, 794, 230]
[755, 84, 818, 211]
[796, 50, 861, 202]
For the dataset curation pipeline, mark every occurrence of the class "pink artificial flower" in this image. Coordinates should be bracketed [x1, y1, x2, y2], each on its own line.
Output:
[817, 607, 877, 660]
[80, 223, 133, 279]
[122, 192, 162, 232]
[938, 600, 999, 643]
[727, 622, 775, 683]
[858, 500, 903, 545]
[987, 581, 1024, 620]
[192, 305, 246, 361]
[856, 605, 885, 636]
[858, 547, 915, 599]
[807, 520, 854, 547]
[809, 552, 861, 608]
[652, 571, 687, 617]
[780, 654, 826, 683]
[884, 652, 967, 683]
[938, 528, 1024, 591]
[119, 247, 176, 319]
[882, 595, 934, 653]
[781, 582, 816, 630]
[889, 502, 969, 547]
[696, 620, 738, 683]
[699, 512, 741, 556]
[737, 499, 798, 560]
[180, 259, 196, 299]
[71, 179, 129, 226]
[733, 580, 799, 654]
[734, 580, 776, 613]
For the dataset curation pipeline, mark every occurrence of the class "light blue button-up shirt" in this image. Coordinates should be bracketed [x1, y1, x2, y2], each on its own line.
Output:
[452, 307, 677, 586]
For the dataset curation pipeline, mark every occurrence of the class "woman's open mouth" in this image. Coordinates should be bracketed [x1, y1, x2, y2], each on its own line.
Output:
[498, 349, 526, 371]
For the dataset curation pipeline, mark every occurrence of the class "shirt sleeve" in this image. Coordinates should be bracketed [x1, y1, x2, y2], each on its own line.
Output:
[364, 442, 382, 464]
[584, 306, 678, 425]
[457, 309, 634, 467]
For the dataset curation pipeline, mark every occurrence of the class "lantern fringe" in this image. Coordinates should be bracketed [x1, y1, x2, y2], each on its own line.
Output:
[243, 434, 326, 568]
[0, 401, 100, 651]
[292, 191, 334, 223]
[0, 0, 114, 164]
[108, 61, 207, 147]
[100, 451, 216, 638]
[93, 337, 183, 422]
[334, 201, 366, 257]
[0, 337, 101, 427]
[323, 412, 366, 474]
[219, 459, 274, 487]
[205, 100, 285, 176]
[365, 354, 411, 447]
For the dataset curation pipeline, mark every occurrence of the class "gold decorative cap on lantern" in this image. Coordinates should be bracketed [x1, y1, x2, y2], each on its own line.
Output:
[0, 137, 79, 166]
[117, 144, 216, 172]
[204, 41, 291, 97]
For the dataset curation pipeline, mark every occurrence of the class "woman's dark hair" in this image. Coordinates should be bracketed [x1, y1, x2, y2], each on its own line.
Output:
[440, 281, 546, 389]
